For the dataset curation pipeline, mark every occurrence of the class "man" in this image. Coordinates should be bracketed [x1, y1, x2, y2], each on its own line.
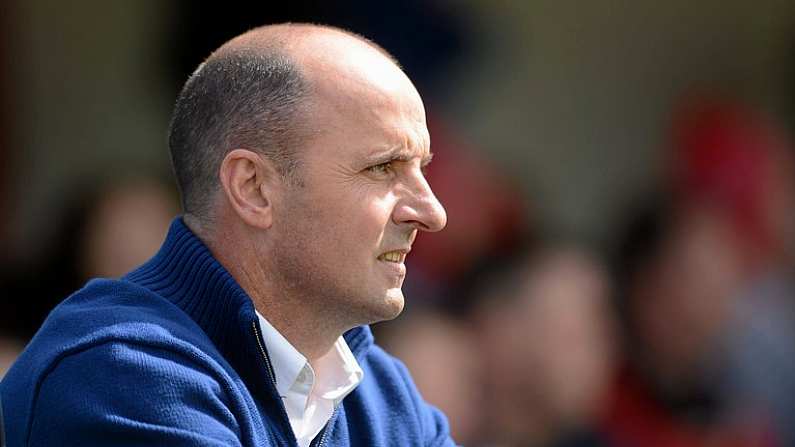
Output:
[1, 23, 453, 446]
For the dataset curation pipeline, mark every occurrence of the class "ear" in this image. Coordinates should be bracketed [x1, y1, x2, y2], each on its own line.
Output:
[218, 149, 280, 229]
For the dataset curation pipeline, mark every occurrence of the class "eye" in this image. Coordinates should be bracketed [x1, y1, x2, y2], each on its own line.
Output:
[366, 161, 394, 176]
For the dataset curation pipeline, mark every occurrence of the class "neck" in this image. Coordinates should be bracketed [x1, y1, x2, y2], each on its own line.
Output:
[188, 216, 343, 362]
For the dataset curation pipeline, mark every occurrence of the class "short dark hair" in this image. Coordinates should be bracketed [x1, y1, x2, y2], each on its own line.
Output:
[168, 48, 310, 220]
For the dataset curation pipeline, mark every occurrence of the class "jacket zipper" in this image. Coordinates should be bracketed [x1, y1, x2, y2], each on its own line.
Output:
[310, 406, 338, 447]
[252, 320, 296, 446]
[252, 320, 336, 447]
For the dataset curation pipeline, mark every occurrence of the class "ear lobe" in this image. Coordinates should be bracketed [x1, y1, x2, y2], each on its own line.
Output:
[219, 149, 278, 229]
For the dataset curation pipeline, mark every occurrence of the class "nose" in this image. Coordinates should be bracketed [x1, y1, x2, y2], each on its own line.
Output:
[392, 172, 447, 232]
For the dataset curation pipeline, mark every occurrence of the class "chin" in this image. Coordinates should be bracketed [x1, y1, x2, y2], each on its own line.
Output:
[369, 288, 405, 323]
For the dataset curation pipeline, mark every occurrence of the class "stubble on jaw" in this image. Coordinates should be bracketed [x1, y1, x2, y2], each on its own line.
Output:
[282, 247, 404, 325]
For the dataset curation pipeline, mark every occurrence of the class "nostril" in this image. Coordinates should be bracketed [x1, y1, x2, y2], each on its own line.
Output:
[411, 220, 431, 232]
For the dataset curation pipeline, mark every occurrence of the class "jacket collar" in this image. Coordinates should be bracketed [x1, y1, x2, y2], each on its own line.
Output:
[125, 217, 373, 384]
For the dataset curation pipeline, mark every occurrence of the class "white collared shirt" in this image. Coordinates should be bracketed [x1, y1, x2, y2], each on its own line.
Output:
[256, 312, 364, 447]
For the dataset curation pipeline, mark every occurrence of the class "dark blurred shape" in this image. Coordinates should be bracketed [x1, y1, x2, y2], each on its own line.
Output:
[603, 196, 775, 447]
[472, 247, 615, 447]
[0, 1, 14, 254]
[613, 199, 741, 389]
[0, 177, 177, 342]
[168, 0, 469, 100]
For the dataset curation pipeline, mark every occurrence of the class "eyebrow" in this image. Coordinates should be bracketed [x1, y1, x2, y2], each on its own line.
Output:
[365, 147, 434, 167]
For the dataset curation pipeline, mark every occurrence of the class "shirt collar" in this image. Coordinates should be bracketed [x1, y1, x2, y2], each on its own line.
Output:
[314, 334, 364, 404]
[255, 311, 306, 398]
[255, 311, 364, 402]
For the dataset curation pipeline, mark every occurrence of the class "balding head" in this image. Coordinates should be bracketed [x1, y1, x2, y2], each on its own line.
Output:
[168, 23, 401, 222]
[169, 23, 445, 348]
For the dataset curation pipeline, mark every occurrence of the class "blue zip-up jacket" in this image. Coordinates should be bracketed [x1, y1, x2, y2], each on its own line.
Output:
[1, 218, 455, 446]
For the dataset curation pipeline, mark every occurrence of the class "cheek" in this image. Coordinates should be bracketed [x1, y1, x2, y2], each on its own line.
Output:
[332, 193, 395, 242]
[288, 178, 398, 260]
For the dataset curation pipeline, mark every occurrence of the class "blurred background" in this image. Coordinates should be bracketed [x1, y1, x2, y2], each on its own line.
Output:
[2, 1, 795, 446]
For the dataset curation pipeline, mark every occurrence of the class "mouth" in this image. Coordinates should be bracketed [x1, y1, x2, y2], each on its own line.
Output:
[377, 250, 408, 263]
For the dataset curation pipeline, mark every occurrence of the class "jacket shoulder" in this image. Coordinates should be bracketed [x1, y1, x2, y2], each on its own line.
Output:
[341, 343, 456, 446]
[25, 340, 244, 446]
[0, 279, 241, 446]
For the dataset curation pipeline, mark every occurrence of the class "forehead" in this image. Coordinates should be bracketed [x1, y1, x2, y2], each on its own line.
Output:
[298, 35, 430, 162]
[307, 96, 430, 167]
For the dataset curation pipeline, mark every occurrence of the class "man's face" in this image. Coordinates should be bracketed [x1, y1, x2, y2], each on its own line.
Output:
[268, 48, 446, 327]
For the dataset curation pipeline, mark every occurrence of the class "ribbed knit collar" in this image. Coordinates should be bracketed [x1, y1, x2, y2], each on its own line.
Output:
[125, 217, 373, 370]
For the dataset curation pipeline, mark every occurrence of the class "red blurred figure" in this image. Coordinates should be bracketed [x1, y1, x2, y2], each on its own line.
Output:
[670, 96, 795, 273]
[672, 96, 795, 445]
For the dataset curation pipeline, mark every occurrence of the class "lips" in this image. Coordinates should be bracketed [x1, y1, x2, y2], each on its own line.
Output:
[378, 250, 407, 263]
